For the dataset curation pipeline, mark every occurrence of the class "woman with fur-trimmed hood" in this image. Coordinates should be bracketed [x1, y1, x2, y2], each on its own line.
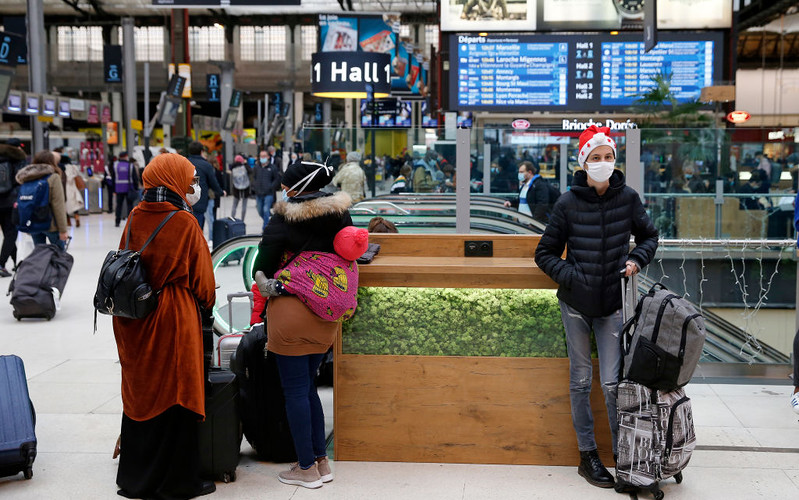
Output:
[252, 161, 353, 489]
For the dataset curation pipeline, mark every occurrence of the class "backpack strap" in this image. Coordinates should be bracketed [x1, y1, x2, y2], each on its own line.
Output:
[124, 210, 179, 252]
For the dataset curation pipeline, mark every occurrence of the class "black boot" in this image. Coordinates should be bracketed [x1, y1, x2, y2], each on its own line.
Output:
[578, 449, 615, 488]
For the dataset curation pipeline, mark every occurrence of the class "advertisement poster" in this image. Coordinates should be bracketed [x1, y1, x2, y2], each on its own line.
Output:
[320, 16, 359, 52]
[107, 122, 119, 145]
[440, 0, 537, 32]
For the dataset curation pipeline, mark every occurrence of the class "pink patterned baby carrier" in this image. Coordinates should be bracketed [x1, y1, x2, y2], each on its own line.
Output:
[273, 251, 359, 322]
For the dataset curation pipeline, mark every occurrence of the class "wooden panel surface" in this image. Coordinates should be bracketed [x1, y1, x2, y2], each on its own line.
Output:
[334, 354, 613, 466]
[358, 256, 557, 289]
[367, 234, 541, 258]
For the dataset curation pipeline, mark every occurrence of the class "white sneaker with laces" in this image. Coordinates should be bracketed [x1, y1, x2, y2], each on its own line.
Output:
[791, 392, 799, 415]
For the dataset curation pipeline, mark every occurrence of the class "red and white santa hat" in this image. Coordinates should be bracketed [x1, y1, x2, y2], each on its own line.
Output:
[577, 125, 617, 167]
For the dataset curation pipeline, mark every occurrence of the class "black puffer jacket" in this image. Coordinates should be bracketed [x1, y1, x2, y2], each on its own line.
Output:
[0, 144, 28, 209]
[534, 169, 658, 317]
[253, 191, 353, 279]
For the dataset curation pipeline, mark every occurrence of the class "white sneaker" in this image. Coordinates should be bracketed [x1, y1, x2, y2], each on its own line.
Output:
[791, 392, 799, 415]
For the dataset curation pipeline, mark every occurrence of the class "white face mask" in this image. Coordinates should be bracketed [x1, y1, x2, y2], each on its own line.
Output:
[187, 183, 201, 206]
[585, 161, 615, 183]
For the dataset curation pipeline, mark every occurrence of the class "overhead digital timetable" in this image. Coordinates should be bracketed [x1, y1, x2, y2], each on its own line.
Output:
[448, 32, 724, 112]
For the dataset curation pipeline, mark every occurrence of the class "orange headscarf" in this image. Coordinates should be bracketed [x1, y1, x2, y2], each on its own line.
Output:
[142, 153, 194, 203]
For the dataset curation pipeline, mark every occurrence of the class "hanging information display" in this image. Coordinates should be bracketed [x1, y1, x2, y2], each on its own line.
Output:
[449, 31, 722, 112]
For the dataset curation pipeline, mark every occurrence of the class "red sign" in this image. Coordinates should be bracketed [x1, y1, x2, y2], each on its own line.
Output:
[726, 110, 751, 124]
[87, 103, 100, 124]
[512, 119, 531, 130]
[100, 105, 111, 124]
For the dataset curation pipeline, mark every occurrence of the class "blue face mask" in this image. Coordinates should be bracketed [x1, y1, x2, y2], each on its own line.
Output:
[260, 157, 268, 164]
[685, 174, 693, 179]
[281, 189, 289, 202]
[518, 173, 526, 182]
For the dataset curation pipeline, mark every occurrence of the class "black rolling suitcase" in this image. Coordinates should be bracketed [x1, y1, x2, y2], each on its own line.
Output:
[8, 243, 73, 320]
[231, 324, 297, 463]
[198, 369, 241, 483]
[212, 218, 246, 265]
[0, 355, 37, 480]
[198, 327, 241, 483]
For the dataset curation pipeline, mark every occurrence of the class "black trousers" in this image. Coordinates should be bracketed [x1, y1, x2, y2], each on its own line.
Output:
[0, 207, 17, 269]
[117, 405, 204, 500]
[115, 193, 132, 224]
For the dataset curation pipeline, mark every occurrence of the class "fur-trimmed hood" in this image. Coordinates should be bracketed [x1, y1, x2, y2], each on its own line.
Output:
[273, 191, 352, 223]
[0, 144, 26, 162]
[16, 163, 55, 184]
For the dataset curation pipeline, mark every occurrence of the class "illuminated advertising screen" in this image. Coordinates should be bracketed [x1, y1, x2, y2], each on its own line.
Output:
[449, 31, 723, 112]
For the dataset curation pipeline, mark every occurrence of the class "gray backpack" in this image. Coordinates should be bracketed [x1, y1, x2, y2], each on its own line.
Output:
[621, 281, 706, 391]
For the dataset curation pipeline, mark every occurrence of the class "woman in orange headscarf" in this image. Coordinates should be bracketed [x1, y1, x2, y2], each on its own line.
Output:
[113, 153, 217, 499]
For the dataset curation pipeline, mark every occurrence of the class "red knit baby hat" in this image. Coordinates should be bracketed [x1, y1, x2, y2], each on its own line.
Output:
[577, 125, 616, 167]
[334, 226, 369, 261]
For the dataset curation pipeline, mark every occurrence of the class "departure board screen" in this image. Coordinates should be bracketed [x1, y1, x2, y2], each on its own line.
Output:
[449, 32, 723, 112]
[601, 40, 715, 106]
[457, 40, 569, 107]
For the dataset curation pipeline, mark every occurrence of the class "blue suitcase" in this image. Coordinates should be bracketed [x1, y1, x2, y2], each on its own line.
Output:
[0, 355, 37, 480]
[212, 217, 246, 265]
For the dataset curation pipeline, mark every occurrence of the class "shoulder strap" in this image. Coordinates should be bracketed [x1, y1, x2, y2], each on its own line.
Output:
[124, 210, 179, 252]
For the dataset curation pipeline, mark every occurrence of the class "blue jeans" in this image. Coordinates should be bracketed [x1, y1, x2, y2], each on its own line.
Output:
[559, 301, 622, 455]
[255, 195, 274, 229]
[274, 352, 327, 469]
[31, 231, 65, 251]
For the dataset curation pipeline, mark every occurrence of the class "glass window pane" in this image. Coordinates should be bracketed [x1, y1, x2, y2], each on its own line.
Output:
[301, 25, 317, 61]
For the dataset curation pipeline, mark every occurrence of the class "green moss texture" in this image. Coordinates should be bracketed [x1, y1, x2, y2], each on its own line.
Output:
[342, 287, 568, 357]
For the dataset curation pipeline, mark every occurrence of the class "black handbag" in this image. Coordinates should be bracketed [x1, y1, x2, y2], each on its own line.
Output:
[93, 210, 178, 321]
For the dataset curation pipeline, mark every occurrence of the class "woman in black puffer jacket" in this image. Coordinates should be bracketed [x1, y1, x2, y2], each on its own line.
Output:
[251, 161, 353, 490]
[535, 125, 658, 489]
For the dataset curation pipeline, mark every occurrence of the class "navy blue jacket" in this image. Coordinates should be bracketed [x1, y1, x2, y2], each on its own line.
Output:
[187, 154, 223, 213]
[534, 169, 659, 317]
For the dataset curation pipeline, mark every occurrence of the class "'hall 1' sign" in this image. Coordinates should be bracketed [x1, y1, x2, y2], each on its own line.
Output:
[311, 52, 391, 99]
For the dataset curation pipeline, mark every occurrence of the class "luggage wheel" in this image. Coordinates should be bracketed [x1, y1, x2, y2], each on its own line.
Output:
[674, 472, 683, 484]
[222, 471, 236, 483]
[654, 491, 664, 500]
[24, 467, 33, 480]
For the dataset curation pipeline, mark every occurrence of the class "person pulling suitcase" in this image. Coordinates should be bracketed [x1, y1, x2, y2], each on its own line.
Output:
[534, 125, 659, 488]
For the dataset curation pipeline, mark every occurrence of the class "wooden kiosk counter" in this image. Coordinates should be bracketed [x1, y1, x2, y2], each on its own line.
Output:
[334, 234, 613, 466]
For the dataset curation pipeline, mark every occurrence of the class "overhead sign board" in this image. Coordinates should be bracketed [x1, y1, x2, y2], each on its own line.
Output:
[0, 31, 25, 66]
[103, 45, 123, 84]
[441, 0, 732, 32]
[207, 73, 220, 102]
[449, 31, 722, 112]
[727, 111, 751, 124]
[168, 64, 192, 99]
[311, 52, 391, 99]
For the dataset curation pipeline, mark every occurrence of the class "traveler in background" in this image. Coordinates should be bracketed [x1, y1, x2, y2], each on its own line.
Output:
[332, 151, 368, 203]
[15, 150, 69, 250]
[113, 153, 216, 499]
[287, 151, 301, 169]
[251, 161, 354, 489]
[186, 141, 225, 233]
[682, 162, 707, 193]
[755, 151, 772, 183]
[738, 169, 770, 210]
[440, 164, 456, 193]
[253, 148, 282, 229]
[0, 139, 27, 276]
[390, 163, 412, 194]
[535, 125, 659, 489]
[64, 161, 84, 228]
[104, 155, 116, 214]
[111, 152, 136, 227]
[229, 154, 251, 221]
[504, 161, 550, 223]
[367, 216, 398, 233]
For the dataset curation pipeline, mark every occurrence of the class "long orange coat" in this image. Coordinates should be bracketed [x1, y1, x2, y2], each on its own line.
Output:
[112, 201, 215, 421]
